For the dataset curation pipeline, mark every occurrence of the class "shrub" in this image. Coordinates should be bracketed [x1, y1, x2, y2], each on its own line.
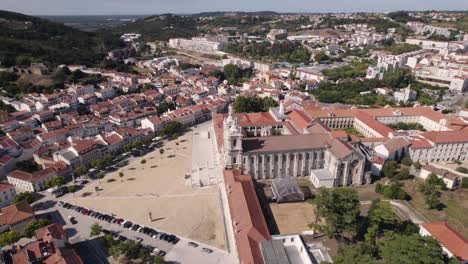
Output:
[394, 168, 410, 181]
[376, 182, 409, 200]
[462, 178, 468, 189]
[455, 167, 468, 174]
[382, 161, 398, 178]
[401, 156, 413, 166]
[413, 161, 422, 170]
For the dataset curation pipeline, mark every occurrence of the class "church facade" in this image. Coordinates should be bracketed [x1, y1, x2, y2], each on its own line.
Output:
[214, 105, 370, 188]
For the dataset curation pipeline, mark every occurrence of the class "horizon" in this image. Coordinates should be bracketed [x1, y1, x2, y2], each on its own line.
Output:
[1, 0, 468, 16]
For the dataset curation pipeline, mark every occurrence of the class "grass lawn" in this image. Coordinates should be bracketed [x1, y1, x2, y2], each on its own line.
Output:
[403, 179, 468, 238]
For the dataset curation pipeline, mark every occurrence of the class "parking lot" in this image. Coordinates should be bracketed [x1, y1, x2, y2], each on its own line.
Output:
[33, 187, 234, 264]
[53, 123, 234, 263]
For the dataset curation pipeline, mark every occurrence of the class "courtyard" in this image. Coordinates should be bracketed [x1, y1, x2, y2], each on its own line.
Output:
[65, 124, 227, 250]
[269, 202, 316, 234]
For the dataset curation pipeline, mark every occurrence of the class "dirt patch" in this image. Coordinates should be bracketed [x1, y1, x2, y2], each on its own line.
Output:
[404, 180, 468, 238]
[269, 202, 315, 234]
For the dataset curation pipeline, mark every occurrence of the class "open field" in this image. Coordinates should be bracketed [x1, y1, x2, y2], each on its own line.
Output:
[403, 179, 468, 238]
[269, 202, 315, 234]
[65, 131, 227, 249]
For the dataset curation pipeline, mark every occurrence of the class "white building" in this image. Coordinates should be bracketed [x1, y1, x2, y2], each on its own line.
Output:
[419, 164, 461, 190]
[169, 37, 226, 52]
[393, 87, 417, 103]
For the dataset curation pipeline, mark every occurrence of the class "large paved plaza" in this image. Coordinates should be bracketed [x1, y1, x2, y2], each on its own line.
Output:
[65, 123, 228, 251]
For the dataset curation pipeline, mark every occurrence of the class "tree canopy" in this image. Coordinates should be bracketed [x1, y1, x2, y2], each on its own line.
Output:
[232, 96, 279, 113]
[45, 176, 66, 189]
[379, 234, 446, 264]
[224, 40, 310, 63]
[0, 230, 21, 247]
[12, 192, 35, 204]
[313, 187, 360, 239]
[223, 64, 253, 85]
[24, 219, 51, 237]
[0, 10, 123, 67]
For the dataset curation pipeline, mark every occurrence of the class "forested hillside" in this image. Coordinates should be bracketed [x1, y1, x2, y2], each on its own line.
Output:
[0, 10, 123, 67]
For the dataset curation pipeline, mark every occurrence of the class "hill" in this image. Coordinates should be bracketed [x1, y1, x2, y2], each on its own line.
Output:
[112, 14, 199, 41]
[0, 10, 123, 67]
[191, 11, 280, 17]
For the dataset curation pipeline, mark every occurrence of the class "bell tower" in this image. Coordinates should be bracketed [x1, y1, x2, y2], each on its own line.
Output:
[223, 108, 243, 169]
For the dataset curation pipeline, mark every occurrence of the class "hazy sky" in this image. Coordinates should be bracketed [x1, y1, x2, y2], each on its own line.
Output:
[1, 0, 468, 15]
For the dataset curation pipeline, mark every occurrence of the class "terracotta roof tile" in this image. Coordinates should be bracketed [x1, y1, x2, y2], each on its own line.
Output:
[421, 222, 468, 261]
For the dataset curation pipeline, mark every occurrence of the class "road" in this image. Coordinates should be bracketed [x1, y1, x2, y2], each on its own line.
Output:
[360, 199, 428, 224]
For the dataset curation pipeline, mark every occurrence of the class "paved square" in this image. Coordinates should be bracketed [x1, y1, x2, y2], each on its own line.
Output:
[66, 124, 227, 250]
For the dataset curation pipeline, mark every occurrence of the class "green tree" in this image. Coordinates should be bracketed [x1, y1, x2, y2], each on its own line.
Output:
[379, 234, 446, 264]
[67, 185, 76, 193]
[160, 121, 182, 137]
[224, 64, 241, 85]
[154, 256, 165, 264]
[382, 161, 398, 178]
[413, 161, 422, 170]
[462, 178, 468, 188]
[375, 182, 409, 200]
[314, 51, 329, 63]
[455, 166, 468, 174]
[141, 159, 146, 164]
[365, 200, 399, 253]
[16, 159, 41, 173]
[232, 96, 278, 113]
[332, 245, 375, 264]
[159, 148, 165, 155]
[90, 222, 102, 236]
[289, 49, 310, 63]
[394, 168, 410, 181]
[74, 165, 87, 176]
[12, 192, 35, 204]
[262, 97, 279, 111]
[45, 176, 66, 189]
[0, 230, 21, 246]
[419, 183, 441, 210]
[312, 188, 360, 239]
[383, 68, 414, 88]
[90, 159, 104, 169]
[426, 173, 446, 190]
[401, 156, 413, 166]
[24, 219, 51, 237]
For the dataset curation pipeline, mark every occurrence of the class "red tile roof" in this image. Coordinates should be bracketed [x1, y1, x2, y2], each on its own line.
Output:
[421, 222, 468, 261]
[8, 168, 57, 183]
[287, 109, 312, 130]
[35, 223, 66, 243]
[224, 170, 271, 264]
[44, 247, 84, 264]
[0, 200, 34, 225]
[422, 130, 468, 144]
[0, 182, 14, 193]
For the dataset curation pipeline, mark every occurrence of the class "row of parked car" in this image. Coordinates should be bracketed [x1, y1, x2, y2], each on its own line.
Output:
[59, 201, 180, 247]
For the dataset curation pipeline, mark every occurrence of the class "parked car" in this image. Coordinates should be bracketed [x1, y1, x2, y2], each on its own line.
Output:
[68, 216, 77, 225]
[202, 248, 213, 253]
[188, 242, 199, 247]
